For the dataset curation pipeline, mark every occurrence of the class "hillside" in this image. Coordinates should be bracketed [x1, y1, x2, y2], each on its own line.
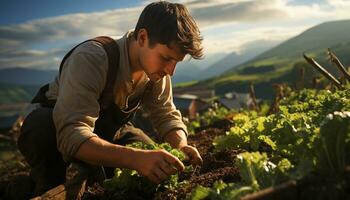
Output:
[0, 82, 39, 105]
[250, 19, 350, 62]
[186, 19, 350, 99]
[0, 67, 57, 85]
[199, 39, 279, 79]
[0, 68, 57, 105]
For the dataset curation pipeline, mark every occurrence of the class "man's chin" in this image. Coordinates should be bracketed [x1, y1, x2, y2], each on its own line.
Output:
[149, 74, 164, 82]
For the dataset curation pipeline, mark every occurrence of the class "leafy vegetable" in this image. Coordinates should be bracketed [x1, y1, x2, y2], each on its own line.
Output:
[315, 111, 350, 176]
[103, 142, 188, 194]
[236, 152, 292, 190]
[190, 88, 350, 199]
[189, 180, 253, 200]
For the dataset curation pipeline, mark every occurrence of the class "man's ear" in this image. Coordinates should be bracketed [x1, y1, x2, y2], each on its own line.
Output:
[137, 28, 148, 47]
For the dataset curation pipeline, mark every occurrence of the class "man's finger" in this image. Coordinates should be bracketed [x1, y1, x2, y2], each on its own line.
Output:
[153, 167, 168, 182]
[148, 173, 161, 184]
[189, 152, 202, 166]
[163, 152, 185, 172]
[193, 155, 203, 166]
[192, 149, 203, 166]
[158, 159, 177, 175]
[182, 146, 203, 166]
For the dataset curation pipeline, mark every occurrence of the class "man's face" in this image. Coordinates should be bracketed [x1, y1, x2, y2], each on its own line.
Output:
[137, 30, 186, 82]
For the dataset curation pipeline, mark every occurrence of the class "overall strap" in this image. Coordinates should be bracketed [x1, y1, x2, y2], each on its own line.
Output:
[58, 36, 120, 108]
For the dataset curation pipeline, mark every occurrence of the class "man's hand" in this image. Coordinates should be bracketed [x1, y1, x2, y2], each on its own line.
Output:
[180, 145, 203, 166]
[133, 149, 185, 184]
[163, 129, 203, 166]
[75, 137, 185, 184]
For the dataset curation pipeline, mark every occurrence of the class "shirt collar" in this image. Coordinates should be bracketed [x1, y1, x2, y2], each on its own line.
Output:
[117, 30, 151, 90]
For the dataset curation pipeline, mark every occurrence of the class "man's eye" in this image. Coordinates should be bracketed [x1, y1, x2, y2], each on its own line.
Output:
[161, 56, 170, 62]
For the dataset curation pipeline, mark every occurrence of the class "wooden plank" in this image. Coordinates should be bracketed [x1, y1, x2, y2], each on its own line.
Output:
[303, 54, 344, 89]
[241, 180, 297, 200]
[30, 163, 92, 200]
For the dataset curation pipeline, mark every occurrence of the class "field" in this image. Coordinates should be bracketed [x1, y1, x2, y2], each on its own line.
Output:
[1, 84, 349, 200]
[0, 48, 349, 200]
[84, 87, 349, 200]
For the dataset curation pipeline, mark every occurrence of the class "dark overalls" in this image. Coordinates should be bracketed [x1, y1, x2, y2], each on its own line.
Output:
[16, 36, 154, 197]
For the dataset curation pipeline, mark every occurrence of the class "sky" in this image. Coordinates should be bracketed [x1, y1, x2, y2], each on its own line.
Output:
[0, 0, 350, 70]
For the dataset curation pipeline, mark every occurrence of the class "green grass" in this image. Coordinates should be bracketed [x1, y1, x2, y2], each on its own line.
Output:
[0, 138, 27, 176]
[174, 80, 198, 88]
[0, 83, 38, 104]
[187, 20, 350, 100]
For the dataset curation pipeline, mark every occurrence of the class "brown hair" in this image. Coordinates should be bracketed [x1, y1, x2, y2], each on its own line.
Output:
[134, 1, 203, 59]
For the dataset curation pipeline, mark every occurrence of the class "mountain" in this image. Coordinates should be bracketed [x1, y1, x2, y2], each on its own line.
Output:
[172, 53, 229, 84]
[172, 40, 277, 84]
[0, 67, 57, 105]
[0, 67, 57, 85]
[184, 19, 350, 99]
[249, 20, 350, 63]
[172, 62, 202, 83]
[0, 82, 39, 104]
[199, 39, 279, 79]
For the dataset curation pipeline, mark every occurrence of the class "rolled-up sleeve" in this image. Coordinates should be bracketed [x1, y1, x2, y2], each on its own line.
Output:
[53, 42, 108, 161]
[142, 75, 188, 140]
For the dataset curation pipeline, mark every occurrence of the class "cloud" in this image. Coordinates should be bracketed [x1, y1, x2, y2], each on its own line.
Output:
[327, 0, 350, 7]
[0, 48, 66, 69]
[201, 24, 310, 55]
[0, 56, 59, 70]
[190, 0, 288, 27]
[326, 0, 350, 19]
[0, 0, 350, 70]
[0, 7, 142, 69]
[0, 0, 328, 49]
[0, 49, 63, 59]
[167, 0, 329, 28]
[0, 7, 142, 50]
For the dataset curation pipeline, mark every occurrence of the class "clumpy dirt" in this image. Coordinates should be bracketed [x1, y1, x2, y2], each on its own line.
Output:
[0, 134, 31, 199]
[2, 118, 350, 200]
[82, 122, 242, 200]
[153, 127, 241, 200]
[1, 119, 242, 200]
[81, 125, 350, 200]
[155, 167, 240, 200]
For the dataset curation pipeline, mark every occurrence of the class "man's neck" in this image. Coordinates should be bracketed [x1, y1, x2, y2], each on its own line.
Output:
[127, 36, 144, 82]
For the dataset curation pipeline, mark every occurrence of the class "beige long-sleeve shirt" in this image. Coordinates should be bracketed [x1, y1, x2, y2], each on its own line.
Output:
[45, 31, 188, 161]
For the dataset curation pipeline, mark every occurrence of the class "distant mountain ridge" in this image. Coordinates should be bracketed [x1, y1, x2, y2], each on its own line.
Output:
[0, 67, 57, 85]
[0, 67, 57, 104]
[2, 19, 350, 103]
[199, 39, 279, 79]
[0, 81, 39, 104]
[254, 19, 350, 61]
[184, 19, 350, 99]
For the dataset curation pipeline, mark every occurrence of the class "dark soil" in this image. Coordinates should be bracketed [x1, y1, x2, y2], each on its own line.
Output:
[82, 121, 350, 200]
[2, 118, 350, 200]
[0, 133, 31, 199]
[0, 122, 240, 200]
[154, 127, 241, 200]
[82, 124, 241, 200]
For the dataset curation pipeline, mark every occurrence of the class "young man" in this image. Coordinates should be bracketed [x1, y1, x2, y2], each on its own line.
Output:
[16, 1, 203, 198]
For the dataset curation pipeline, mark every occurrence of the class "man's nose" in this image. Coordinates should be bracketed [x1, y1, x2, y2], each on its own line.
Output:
[164, 64, 176, 76]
